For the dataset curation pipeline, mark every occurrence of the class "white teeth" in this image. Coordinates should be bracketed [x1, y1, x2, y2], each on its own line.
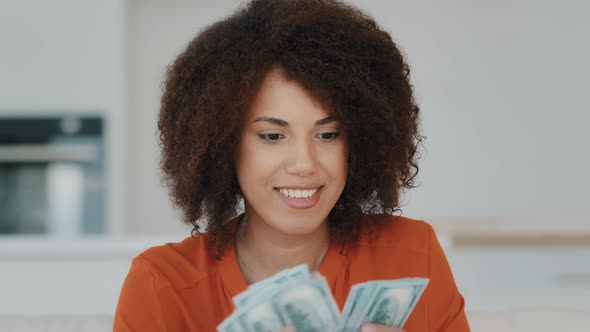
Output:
[277, 188, 319, 199]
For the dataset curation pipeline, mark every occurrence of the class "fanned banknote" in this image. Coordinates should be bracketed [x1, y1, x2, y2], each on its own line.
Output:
[233, 264, 311, 308]
[337, 278, 429, 331]
[219, 274, 339, 332]
[218, 264, 428, 332]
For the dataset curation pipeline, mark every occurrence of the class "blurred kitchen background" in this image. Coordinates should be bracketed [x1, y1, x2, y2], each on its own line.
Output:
[0, 0, 589, 317]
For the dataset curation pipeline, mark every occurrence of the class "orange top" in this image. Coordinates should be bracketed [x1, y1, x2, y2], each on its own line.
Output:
[114, 214, 470, 331]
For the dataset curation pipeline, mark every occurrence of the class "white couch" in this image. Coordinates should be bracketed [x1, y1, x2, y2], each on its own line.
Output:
[1, 309, 589, 331]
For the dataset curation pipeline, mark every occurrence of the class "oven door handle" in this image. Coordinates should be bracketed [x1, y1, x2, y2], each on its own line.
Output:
[0, 145, 98, 163]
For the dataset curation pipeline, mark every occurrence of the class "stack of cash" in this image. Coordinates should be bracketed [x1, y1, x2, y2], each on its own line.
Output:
[218, 265, 429, 332]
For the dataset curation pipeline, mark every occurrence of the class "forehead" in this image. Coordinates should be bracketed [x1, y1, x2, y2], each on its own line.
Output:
[246, 68, 332, 121]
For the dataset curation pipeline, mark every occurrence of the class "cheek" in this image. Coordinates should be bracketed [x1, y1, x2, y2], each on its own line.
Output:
[235, 141, 281, 189]
[336, 153, 349, 181]
[320, 143, 349, 180]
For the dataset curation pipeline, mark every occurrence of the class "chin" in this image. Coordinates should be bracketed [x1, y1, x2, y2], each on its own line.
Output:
[270, 215, 327, 236]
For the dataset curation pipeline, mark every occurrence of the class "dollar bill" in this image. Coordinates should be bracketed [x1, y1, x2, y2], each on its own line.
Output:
[217, 317, 245, 332]
[219, 275, 339, 332]
[233, 264, 311, 308]
[340, 278, 429, 331]
[274, 277, 340, 331]
[337, 283, 371, 330]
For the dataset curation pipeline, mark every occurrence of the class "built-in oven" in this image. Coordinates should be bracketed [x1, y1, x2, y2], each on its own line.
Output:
[0, 115, 105, 235]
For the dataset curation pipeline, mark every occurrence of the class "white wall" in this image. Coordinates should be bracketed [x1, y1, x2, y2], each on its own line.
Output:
[127, 0, 590, 234]
[0, 0, 128, 234]
[368, 0, 590, 221]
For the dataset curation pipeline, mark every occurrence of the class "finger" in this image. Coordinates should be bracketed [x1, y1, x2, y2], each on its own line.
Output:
[280, 327, 296, 332]
[361, 323, 406, 332]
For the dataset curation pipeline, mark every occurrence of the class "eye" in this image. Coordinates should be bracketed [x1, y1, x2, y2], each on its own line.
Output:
[317, 132, 340, 141]
[258, 133, 285, 141]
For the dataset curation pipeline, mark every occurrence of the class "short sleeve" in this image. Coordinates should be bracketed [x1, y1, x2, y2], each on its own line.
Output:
[113, 256, 168, 332]
[426, 224, 471, 331]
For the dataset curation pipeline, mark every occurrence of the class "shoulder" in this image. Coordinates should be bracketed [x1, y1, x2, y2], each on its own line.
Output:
[343, 214, 439, 281]
[129, 233, 219, 290]
[357, 213, 434, 255]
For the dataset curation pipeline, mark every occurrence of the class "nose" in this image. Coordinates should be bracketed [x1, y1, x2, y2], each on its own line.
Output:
[284, 138, 317, 177]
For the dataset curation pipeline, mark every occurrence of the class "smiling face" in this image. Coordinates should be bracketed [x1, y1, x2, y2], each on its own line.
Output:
[235, 68, 349, 237]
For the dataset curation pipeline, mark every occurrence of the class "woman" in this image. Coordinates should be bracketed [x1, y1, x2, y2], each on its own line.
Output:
[114, 0, 470, 331]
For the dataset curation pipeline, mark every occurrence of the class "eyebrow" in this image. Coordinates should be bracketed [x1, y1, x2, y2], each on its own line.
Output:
[253, 116, 339, 126]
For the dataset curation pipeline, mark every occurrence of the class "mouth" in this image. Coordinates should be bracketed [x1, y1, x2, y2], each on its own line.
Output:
[273, 186, 324, 199]
[273, 186, 324, 209]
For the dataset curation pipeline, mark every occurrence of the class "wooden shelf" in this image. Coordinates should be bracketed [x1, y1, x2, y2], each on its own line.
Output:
[429, 218, 590, 246]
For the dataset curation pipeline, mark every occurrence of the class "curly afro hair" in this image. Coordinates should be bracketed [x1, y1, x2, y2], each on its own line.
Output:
[158, 0, 423, 255]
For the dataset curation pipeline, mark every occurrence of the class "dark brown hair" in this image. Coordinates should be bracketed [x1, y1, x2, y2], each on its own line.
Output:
[158, 0, 423, 255]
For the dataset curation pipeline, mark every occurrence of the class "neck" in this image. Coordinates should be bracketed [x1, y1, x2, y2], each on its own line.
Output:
[235, 213, 330, 285]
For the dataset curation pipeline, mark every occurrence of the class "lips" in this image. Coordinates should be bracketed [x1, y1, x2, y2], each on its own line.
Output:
[274, 186, 323, 209]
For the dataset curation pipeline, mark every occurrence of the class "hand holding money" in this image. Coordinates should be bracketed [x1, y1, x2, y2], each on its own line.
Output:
[218, 264, 428, 332]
